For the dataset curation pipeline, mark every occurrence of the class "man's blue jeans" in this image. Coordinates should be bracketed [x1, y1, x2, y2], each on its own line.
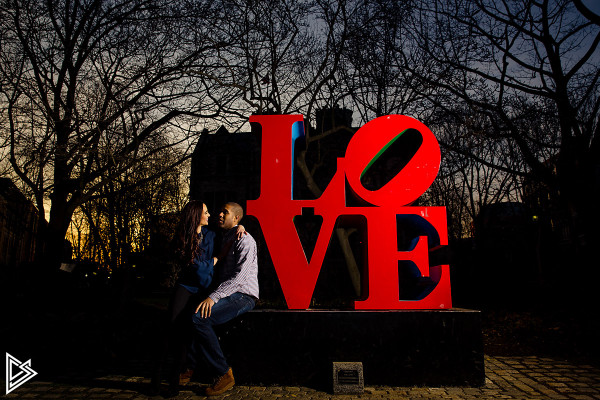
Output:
[190, 292, 255, 376]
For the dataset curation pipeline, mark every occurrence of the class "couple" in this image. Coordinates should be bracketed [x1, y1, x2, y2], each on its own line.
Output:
[152, 200, 258, 397]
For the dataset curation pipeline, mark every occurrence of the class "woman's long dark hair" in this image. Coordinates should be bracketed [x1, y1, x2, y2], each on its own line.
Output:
[173, 200, 205, 265]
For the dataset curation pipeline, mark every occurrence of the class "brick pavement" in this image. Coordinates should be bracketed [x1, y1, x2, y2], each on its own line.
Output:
[2, 355, 599, 399]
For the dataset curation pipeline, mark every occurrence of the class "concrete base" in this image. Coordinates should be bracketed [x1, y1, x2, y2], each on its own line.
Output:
[215, 308, 484, 388]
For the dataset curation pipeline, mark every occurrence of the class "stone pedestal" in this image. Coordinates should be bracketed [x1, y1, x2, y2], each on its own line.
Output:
[215, 308, 484, 389]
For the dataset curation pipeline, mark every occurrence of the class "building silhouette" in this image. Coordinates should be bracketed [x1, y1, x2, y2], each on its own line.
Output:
[189, 126, 261, 214]
[0, 178, 43, 268]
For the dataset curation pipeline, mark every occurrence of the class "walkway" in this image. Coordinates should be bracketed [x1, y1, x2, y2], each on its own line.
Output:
[3, 355, 599, 399]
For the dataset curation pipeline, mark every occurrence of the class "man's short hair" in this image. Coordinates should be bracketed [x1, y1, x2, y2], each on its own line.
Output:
[226, 202, 244, 220]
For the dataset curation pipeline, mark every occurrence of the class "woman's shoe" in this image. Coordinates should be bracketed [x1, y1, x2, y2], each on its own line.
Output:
[179, 368, 194, 385]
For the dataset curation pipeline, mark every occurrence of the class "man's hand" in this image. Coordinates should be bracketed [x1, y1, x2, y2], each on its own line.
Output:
[196, 297, 215, 318]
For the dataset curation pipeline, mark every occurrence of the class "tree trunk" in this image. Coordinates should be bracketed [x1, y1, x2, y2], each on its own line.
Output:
[42, 190, 75, 268]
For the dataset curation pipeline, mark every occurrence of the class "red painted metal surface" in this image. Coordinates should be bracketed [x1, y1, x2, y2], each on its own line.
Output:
[247, 114, 451, 310]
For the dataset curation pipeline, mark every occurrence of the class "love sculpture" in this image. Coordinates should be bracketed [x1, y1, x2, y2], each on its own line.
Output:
[247, 114, 451, 310]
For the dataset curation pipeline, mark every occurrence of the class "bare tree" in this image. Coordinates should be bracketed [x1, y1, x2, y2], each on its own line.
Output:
[406, 0, 600, 248]
[0, 0, 232, 266]
[339, 0, 432, 123]
[424, 109, 528, 239]
[203, 0, 348, 119]
[69, 140, 188, 269]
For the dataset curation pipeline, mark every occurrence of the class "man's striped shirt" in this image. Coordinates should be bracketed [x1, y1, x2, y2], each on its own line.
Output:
[209, 227, 259, 302]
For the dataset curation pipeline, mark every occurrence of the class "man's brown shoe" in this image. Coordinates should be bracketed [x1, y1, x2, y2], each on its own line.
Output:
[205, 368, 235, 396]
[179, 368, 194, 385]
